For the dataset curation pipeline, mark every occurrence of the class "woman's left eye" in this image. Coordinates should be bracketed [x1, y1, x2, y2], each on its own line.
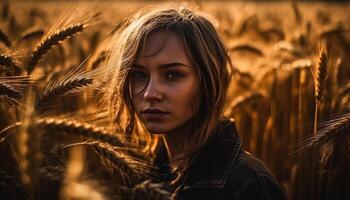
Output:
[165, 71, 183, 80]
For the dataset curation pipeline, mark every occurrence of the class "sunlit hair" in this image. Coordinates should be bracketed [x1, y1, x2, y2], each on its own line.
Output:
[105, 4, 234, 184]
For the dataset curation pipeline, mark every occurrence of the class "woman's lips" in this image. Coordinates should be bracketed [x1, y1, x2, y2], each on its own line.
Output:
[141, 109, 170, 119]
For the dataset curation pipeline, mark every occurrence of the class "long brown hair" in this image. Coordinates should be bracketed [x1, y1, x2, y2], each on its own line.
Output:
[105, 4, 234, 183]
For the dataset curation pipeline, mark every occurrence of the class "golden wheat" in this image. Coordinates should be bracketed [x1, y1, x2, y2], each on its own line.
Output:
[0, 2, 349, 199]
[38, 77, 94, 107]
[0, 81, 22, 100]
[27, 24, 85, 74]
[0, 53, 20, 73]
[91, 142, 158, 184]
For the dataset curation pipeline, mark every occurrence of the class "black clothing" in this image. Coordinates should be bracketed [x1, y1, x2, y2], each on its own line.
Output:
[154, 118, 287, 200]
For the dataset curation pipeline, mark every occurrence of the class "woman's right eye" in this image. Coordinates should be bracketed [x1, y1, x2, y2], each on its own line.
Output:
[131, 71, 147, 81]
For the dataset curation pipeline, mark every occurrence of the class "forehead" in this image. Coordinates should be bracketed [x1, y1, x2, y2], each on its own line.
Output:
[135, 30, 191, 66]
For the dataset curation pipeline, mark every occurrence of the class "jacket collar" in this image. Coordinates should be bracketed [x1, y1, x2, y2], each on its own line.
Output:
[182, 118, 242, 190]
[153, 118, 242, 190]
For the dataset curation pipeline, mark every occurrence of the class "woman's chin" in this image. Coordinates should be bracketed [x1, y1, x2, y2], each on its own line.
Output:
[144, 124, 168, 134]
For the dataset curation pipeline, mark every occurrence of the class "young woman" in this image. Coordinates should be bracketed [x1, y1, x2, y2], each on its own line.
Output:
[106, 5, 286, 200]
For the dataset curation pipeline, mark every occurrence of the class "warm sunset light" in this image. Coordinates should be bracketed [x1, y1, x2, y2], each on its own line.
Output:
[0, 1, 349, 200]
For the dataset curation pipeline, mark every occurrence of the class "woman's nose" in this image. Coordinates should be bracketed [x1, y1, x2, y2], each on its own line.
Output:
[143, 77, 163, 102]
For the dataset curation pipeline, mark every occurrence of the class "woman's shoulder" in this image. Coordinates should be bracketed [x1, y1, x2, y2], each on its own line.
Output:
[175, 118, 286, 199]
[230, 150, 277, 183]
[225, 150, 287, 200]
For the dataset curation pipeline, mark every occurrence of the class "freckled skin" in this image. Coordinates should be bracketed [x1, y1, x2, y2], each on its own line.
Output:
[131, 31, 199, 134]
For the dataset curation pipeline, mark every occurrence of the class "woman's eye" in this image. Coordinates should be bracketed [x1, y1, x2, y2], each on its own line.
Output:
[131, 71, 147, 81]
[165, 71, 183, 80]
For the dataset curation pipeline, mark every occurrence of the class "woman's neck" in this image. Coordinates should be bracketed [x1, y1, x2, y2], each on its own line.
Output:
[162, 122, 190, 169]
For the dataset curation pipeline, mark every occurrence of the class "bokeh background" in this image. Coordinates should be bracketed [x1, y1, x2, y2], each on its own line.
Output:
[0, 1, 350, 199]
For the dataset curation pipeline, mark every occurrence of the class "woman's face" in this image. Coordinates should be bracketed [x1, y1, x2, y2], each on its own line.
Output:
[130, 31, 199, 134]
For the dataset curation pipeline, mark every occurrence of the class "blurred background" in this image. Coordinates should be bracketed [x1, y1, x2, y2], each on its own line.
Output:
[0, 1, 350, 200]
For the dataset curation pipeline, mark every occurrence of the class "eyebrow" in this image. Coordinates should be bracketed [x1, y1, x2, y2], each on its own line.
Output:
[133, 62, 189, 69]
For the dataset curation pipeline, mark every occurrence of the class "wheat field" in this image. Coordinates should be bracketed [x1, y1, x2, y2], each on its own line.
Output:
[0, 1, 350, 200]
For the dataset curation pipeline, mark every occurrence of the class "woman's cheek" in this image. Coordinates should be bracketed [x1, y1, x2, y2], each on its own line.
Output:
[179, 86, 198, 112]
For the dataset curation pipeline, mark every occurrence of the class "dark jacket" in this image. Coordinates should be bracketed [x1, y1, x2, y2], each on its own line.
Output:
[155, 118, 287, 200]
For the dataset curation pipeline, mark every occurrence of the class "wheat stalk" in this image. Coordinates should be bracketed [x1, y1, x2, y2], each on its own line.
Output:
[311, 44, 329, 138]
[16, 89, 37, 197]
[27, 24, 85, 74]
[310, 43, 328, 196]
[59, 145, 107, 200]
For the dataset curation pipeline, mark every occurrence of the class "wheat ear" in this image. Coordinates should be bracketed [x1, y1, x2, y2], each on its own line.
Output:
[315, 48, 328, 103]
[229, 44, 264, 56]
[21, 29, 45, 41]
[297, 109, 350, 153]
[27, 24, 85, 74]
[91, 142, 158, 183]
[0, 53, 20, 72]
[226, 92, 266, 116]
[0, 118, 127, 147]
[131, 180, 173, 200]
[37, 118, 128, 146]
[0, 81, 22, 100]
[38, 77, 93, 107]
